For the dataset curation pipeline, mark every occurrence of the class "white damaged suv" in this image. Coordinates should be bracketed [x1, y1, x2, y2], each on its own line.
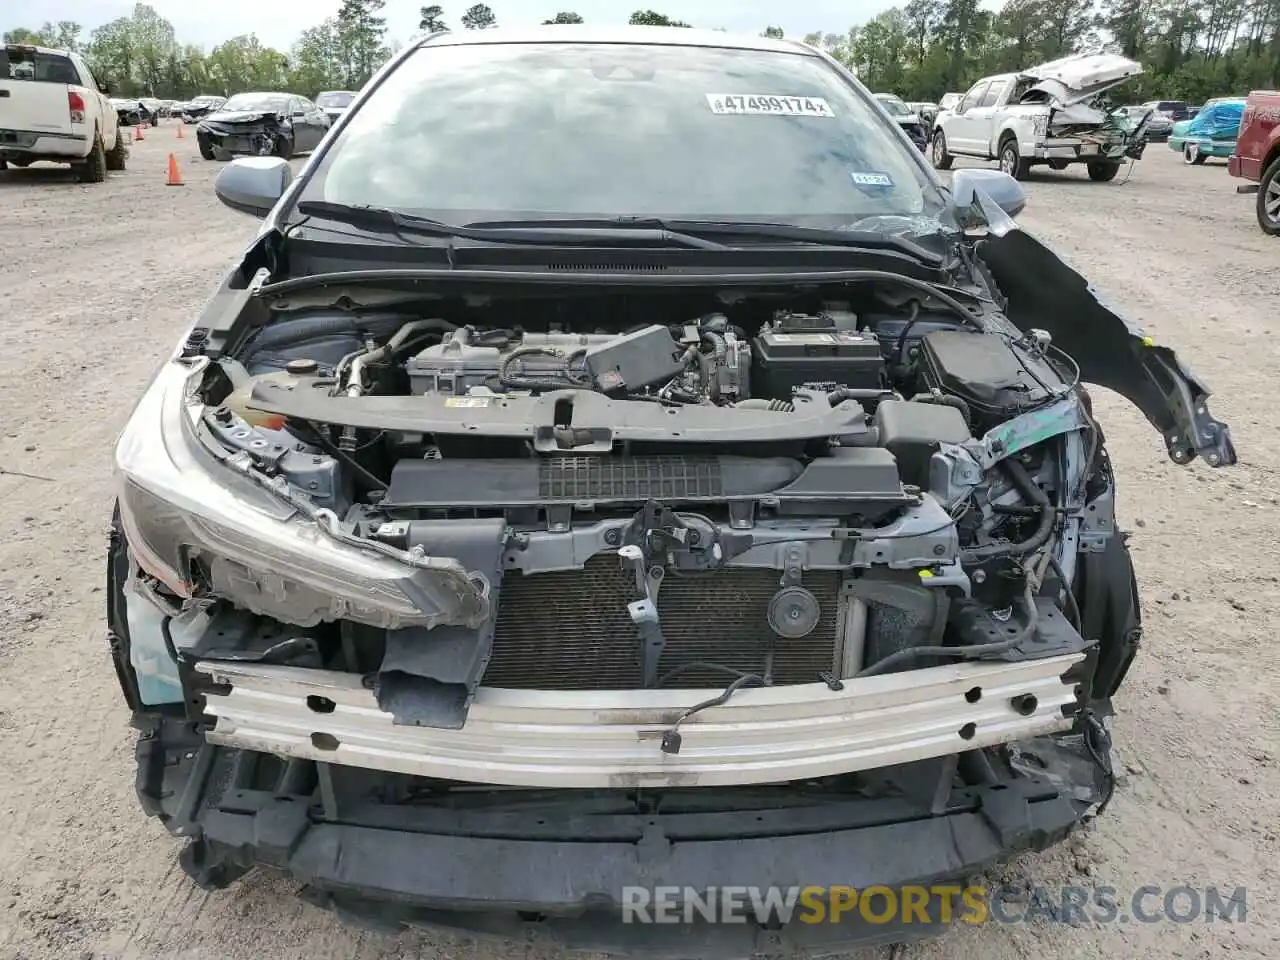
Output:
[931, 53, 1149, 182]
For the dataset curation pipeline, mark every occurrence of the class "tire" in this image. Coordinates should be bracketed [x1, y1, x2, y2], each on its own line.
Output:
[930, 130, 953, 170]
[1087, 161, 1121, 182]
[998, 136, 1029, 180]
[274, 137, 295, 161]
[1256, 155, 1280, 237]
[197, 134, 216, 161]
[1184, 142, 1206, 165]
[0, 159, 6, 171]
[150, 115, 159, 128]
[78, 132, 107, 183]
[105, 131, 127, 171]
[9, 159, 30, 168]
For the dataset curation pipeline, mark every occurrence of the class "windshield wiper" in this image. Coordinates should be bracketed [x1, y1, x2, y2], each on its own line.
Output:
[465, 217, 944, 266]
[293, 201, 728, 249]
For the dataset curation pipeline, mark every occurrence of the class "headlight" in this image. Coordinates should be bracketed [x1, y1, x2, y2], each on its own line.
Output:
[115, 359, 487, 630]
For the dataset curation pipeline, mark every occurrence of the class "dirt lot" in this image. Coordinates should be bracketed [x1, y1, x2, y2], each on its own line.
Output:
[0, 126, 1275, 960]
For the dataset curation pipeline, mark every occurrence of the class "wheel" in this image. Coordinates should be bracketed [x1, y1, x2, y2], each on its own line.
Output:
[0, 159, 6, 171]
[1184, 142, 1206, 165]
[78, 132, 107, 183]
[998, 137, 1029, 180]
[105, 132, 127, 171]
[150, 115, 159, 127]
[1256, 155, 1280, 236]
[197, 134, 216, 161]
[1048, 159, 1070, 170]
[930, 130, 953, 170]
[1087, 161, 1121, 182]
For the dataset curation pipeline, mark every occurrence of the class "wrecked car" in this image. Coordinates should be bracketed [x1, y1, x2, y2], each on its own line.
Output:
[196, 91, 330, 161]
[316, 89, 358, 122]
[1169, 97, 1246, 165]
[179, 94, 224, 123]
[874, 92, 929, 151]
[111, 97, 158, 128]
[109, 26, 1236, 956]
[932, 53, 1148, 181]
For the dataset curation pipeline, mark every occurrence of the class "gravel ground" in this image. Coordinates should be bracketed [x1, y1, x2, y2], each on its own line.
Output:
[0, 126, 1275, 960]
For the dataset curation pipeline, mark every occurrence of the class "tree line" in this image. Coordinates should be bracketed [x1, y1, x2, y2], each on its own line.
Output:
[3, 0, 1277, 103]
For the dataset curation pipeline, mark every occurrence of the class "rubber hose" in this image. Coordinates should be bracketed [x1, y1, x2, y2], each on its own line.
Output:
[960, 458, 1056, 563]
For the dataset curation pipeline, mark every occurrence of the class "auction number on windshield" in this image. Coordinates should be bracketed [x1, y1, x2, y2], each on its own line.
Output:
[705, 94, 835, 117]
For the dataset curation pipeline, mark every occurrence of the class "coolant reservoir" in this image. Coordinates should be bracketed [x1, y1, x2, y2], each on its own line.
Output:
[224, 362, 313, 429]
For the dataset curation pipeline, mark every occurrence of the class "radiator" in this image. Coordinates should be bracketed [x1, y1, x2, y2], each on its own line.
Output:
[485, 554, 843, 690]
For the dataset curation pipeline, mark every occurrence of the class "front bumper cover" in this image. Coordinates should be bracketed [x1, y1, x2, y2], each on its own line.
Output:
[137, 711, 1101, 958]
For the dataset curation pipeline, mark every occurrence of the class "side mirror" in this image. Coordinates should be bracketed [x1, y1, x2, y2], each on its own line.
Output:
[214, 156, 294, 217]
[951, 168, 1027, 219]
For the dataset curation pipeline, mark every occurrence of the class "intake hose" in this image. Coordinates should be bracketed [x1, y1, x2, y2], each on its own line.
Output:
[827, 387, 895, 406]
[909, 389, 972, 426]
[346, 318, 457, 397]
[856, 580, 1039, 678]
[960, 458, 1057, 564]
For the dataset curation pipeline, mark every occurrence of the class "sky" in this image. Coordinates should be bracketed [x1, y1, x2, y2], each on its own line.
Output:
[5, 1, 910, 52]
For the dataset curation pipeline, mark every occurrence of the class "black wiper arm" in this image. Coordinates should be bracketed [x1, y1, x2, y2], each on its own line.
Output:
[293, 202, 727, 249]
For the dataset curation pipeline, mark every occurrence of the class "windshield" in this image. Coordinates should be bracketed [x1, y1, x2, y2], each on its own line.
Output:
[220, 94, 287, 112]
[301, 41, 947, 231]
[875, 95, 912, 117]
[317, 91, 355, 107]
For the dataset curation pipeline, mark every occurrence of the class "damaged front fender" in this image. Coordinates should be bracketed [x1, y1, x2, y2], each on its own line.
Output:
[980, 229, 1236, 468]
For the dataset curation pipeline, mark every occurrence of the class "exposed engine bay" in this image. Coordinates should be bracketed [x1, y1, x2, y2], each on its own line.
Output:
[129, 268, 1215, 736]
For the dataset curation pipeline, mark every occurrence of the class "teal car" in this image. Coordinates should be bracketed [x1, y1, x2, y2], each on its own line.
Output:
[1169, 97, 1246, 163]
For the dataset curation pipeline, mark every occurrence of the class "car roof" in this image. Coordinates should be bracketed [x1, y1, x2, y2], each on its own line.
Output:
[417, 25, 815, 56]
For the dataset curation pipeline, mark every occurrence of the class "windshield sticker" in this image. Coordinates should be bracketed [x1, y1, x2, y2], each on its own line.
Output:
[705, 94, 835, 117]
[850, 171, 894, 187]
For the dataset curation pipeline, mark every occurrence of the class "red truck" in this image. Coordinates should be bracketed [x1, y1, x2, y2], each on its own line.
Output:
[1228, 90, 1280, 235]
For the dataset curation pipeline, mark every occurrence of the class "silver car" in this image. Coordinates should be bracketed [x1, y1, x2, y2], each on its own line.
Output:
[110, 24, 1237, 954]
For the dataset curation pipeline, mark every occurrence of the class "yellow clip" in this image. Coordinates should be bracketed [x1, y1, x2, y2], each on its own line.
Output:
[1141, 335, 1155, 347]
[918, 569, 934, 579]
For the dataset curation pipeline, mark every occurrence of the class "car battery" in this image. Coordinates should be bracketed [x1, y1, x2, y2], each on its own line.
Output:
[752, 327, 885, 396]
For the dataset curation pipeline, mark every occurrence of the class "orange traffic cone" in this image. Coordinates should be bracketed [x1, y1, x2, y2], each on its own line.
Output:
[176, 124, 185, 139]
[165, 153, 184, 186]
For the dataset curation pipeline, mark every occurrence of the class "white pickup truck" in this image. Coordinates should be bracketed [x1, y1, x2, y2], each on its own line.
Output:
[0, 42, 125, 182]
[931, 53, 1146, 183]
